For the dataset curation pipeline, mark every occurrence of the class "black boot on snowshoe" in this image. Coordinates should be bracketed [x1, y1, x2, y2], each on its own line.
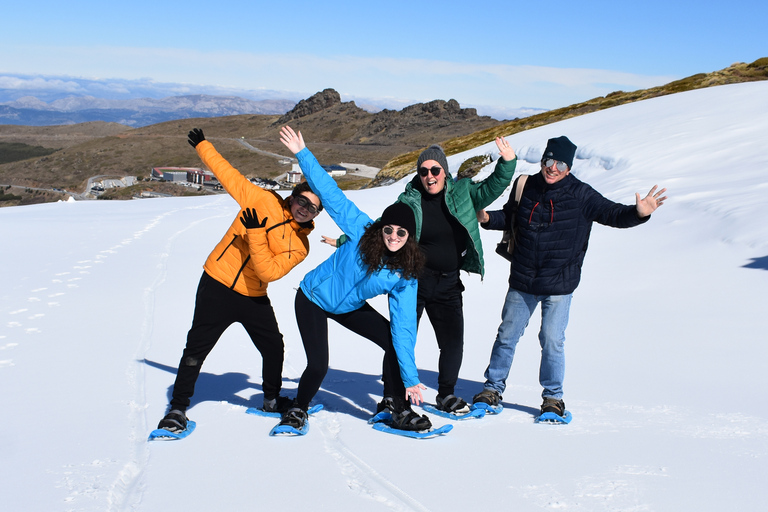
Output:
[391, 408, 432, 431]
[157, 409, 188, 433]
[376, 397, 395, 414]
[262, 396, 294, 414]
[279, 407, 309, 430]
[435, 394, 470, 414]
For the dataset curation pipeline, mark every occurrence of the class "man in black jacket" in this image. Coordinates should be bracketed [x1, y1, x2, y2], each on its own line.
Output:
[472, 136, 667, 419]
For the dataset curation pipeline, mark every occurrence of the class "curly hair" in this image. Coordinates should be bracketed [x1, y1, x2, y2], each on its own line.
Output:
[358, 220, 425, 280]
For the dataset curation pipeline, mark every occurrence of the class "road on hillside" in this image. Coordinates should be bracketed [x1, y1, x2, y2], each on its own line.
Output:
[229, 138, 381, 181]
[233, 138, 295, 162]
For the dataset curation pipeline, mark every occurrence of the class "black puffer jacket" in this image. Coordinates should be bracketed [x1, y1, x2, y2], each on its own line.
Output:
[484, 172, 648, 295]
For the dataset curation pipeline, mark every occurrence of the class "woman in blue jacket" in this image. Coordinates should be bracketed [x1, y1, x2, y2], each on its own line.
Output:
[278, 125, 431, 433]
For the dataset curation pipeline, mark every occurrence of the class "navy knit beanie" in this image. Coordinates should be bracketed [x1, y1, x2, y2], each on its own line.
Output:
[417, 145, 450, 175]
[380, 202, 416, 237]
[542, 136, 577, 169]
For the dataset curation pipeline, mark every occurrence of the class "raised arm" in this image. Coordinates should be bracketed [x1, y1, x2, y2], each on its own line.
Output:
[190, 128, 263, 207]
[468, 136, 517, 210]
[280, 125, 371, 238]
[279, 125, 306, 154]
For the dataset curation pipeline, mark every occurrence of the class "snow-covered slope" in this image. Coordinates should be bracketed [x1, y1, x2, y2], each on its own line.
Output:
[1, 81, 766, 511]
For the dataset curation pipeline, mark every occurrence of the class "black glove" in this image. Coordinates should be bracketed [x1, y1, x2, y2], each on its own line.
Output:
[240, 208, 268, 229]
[188, 128, 206, 148]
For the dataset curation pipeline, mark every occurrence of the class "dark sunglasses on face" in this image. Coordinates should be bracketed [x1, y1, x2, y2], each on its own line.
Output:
[382, 226, 408, 238]
[295, 195, 319, 214]
[542, 158, 569, 172]
[418, 166, 442, 177]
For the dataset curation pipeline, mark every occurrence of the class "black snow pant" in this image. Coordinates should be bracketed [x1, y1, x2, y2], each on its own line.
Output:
[416, 267, 465, 398]
[293, 288, 407, 411]
[169, 272, 284, 412]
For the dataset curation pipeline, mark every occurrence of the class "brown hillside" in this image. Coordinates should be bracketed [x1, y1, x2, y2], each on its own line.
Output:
[0, 121, 132, 149]
[0, 89, 500, 201]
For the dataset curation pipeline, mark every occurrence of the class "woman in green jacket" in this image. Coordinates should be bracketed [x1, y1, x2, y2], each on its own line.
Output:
[396, 139, 516, 415]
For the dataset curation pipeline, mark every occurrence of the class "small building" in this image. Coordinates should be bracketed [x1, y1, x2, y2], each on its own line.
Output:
[322, 164, 347, 177]
[286, 170, 303, 184]
[151, 167, 207, 182]
[187, 168, 215, 185]
[166, 171, 189, 182]
[250, 177, 280, 190]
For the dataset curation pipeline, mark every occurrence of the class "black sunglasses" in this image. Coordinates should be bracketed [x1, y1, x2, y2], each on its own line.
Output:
[382, 226, 408, 238]
[295, 195, 319, 214]
[418, 166, 443, 177]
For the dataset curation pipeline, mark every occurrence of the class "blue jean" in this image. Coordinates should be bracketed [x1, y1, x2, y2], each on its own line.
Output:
[483, 288, 572, 400]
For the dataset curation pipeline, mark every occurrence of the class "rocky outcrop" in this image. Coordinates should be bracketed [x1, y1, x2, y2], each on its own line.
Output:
[358, 99, 499, 146]
[275, 88, 344, 124]
[272, 89, 501, 147]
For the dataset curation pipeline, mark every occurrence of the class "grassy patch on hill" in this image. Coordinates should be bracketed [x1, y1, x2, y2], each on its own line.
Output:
[97, 181, 216, 200]
[0, 142, 58, 164]
[0, 186, 63, 206]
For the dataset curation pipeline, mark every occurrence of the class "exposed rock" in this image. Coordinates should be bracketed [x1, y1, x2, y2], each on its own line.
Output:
[358, 99, 499, 145]
[275, 88, 344, 124]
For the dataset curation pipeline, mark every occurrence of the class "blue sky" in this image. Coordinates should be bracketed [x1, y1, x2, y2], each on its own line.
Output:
[1, 0, 766, 116]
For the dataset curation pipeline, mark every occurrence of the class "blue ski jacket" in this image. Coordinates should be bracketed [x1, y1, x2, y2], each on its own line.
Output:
[296, 148, 420, 388]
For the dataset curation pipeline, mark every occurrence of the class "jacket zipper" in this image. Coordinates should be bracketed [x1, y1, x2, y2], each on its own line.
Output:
[217, 234, 238, 261]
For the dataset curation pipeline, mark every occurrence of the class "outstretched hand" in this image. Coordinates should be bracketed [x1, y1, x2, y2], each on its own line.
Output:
[279, 125, 306, 154]
[240, 208, 268, 229]
[636, 185, 668, 218]
[476, 209, 489, 223]
[320, 235, 338, 247]
[495, 136, 516, 161]
[405, 383, 427, 405]
[188, 128, 205, 148]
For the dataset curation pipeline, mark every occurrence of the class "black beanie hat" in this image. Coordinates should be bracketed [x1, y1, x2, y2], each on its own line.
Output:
[417, 145, 450, 175]
[380, 202, 416, 237]
[542, 136, 577, 169]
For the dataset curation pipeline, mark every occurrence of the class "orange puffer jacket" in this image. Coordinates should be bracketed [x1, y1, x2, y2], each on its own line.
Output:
[197, 140, 313, 297]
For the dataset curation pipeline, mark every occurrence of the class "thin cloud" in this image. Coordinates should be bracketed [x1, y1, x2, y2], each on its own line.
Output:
[2, 45, 678, 110]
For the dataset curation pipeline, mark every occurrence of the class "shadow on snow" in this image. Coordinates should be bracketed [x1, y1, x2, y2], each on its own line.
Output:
[743, 255, 768, 271]
[142, 359, 536, 419]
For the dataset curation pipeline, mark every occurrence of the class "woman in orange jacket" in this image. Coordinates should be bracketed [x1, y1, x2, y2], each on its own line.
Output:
[156, 128, 323, 434]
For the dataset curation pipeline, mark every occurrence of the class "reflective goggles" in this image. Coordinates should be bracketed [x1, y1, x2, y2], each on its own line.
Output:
[542, 158, 569, 172]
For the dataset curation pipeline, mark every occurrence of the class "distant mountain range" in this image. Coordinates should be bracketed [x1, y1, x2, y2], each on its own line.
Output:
[0, 94, 297, 127]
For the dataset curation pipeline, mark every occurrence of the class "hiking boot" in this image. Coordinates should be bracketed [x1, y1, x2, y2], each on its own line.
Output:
[262, 396, 294, 414]
[391, 408, 432, 431]
[472, 389, 502, 407]
[279, 407, 308, 430]
[541, 398, 565, 416]
[435, 394, 470, 414]
[157, 409, 188, 433]
[376, 397, 396, 414]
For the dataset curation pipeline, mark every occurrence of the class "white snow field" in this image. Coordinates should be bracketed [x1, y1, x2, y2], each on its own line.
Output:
[1, 81, 767, 511]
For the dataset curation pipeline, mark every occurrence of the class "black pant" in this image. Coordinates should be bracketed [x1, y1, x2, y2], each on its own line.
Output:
[416, 268, 465, 397]
[169, 272, 285, 411]
[293, 288, 406, 410]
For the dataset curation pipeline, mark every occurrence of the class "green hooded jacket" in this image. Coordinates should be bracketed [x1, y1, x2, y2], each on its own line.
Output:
[397, 156, 516, 277]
